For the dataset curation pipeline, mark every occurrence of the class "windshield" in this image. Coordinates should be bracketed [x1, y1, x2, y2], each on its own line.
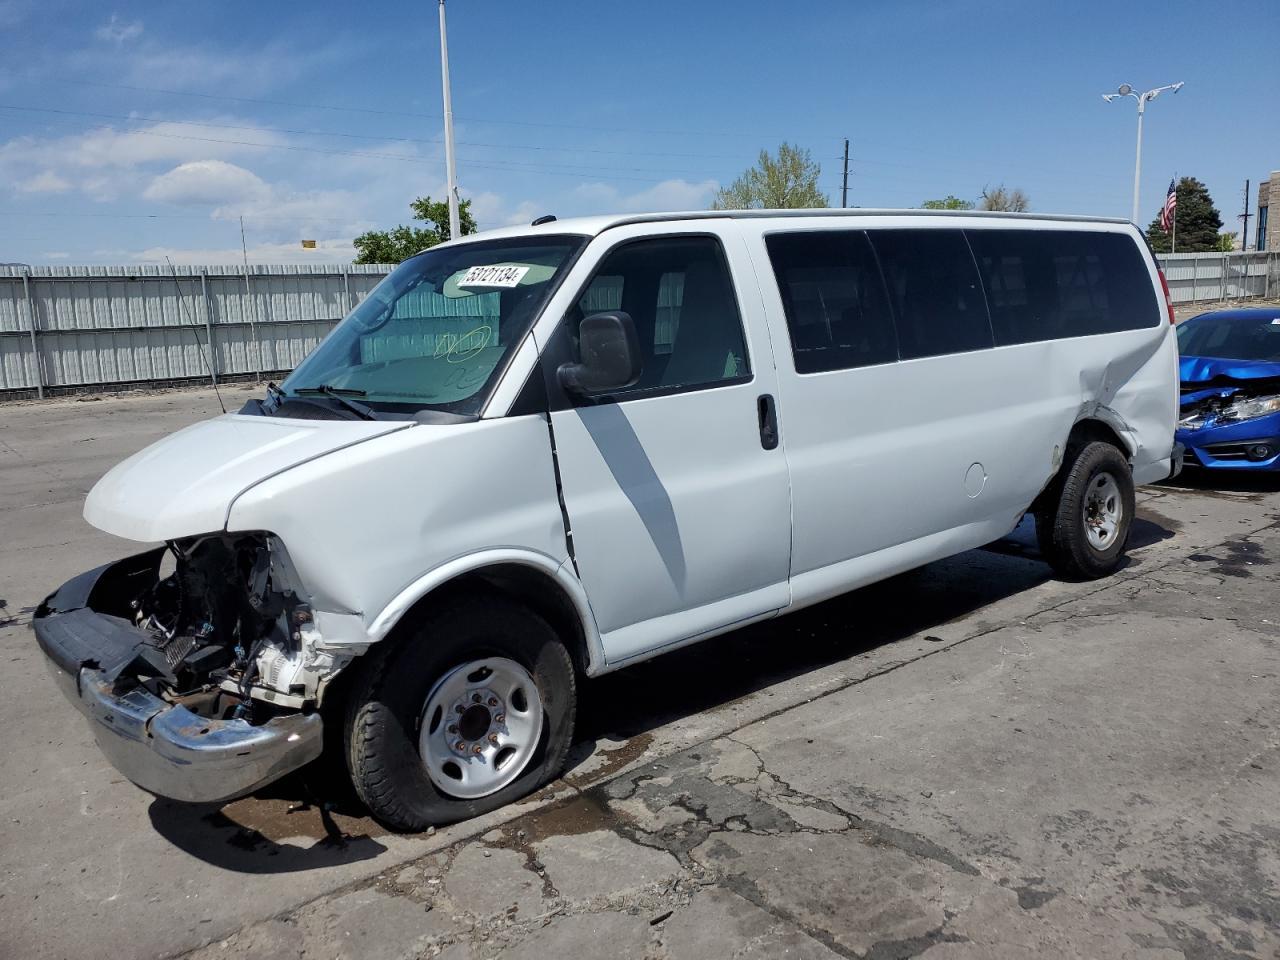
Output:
[1177, 313, 1280, 362]
[281, 235, 585, 415]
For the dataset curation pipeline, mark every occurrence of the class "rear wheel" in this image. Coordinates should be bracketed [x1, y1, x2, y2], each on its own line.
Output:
[1036, 441, 1134, 580]
[344, 594, 576, 832]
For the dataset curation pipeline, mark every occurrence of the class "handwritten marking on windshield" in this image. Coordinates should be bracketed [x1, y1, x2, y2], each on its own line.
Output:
[432, 325, 492, 363]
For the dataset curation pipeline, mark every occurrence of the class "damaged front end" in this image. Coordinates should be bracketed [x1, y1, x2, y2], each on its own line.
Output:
[33, 534, 337, 803]
[1177, 378, 1280, 470]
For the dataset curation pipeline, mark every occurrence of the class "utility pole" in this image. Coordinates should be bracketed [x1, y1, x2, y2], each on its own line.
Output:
[240, 215, 261, 381]
[438, 0, 460, 240]
[841, 139, 850, 208]
[1239, 179, 1252, 252]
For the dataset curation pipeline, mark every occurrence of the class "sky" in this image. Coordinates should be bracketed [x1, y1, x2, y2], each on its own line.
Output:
[1, 0, 1277, 266]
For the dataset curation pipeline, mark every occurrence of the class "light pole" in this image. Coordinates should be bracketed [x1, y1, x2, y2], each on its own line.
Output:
[1101, 81, 1183, 225]
[438, 0, 460, 240]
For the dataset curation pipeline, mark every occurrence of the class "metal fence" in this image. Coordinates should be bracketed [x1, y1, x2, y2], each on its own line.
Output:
[1155, 251, 1279, 304]
[3, 251, 1279, 398]
[0, 263, 394, 397]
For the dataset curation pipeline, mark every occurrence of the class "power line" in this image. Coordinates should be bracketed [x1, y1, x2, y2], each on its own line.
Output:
[0, 102, 752, 162]
[51, 77, 843, 141]
[0, 106, 729, 181]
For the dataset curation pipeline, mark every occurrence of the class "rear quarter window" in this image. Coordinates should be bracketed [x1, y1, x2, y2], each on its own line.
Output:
[965, 229, 1160, 345]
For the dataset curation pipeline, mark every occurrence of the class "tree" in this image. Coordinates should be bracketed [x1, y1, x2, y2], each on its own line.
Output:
[1215, 231, 1238, 252]
[921, 195, 975, 210]
[353, 195, 477, 263]
[712, 143, 828, 210]
[979, 185, 1030, 212]
[1145, 177, 1223, 253]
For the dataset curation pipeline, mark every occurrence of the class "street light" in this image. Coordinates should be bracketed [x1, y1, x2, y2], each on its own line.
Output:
[1101, 81, 1184, 224]
[438, 0, 460, 240]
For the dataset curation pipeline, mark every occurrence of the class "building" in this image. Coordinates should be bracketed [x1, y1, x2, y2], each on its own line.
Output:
[1257, 171, 1277, 252]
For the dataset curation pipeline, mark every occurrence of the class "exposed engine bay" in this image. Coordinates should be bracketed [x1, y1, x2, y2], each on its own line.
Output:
[124, 533, 344, 720]
[1179, 379, 1280, 431]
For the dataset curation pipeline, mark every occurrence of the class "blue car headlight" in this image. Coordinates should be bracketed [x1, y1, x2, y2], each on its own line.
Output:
[1224, 394, 1280, 422]
[1181, 393, 1280, 430]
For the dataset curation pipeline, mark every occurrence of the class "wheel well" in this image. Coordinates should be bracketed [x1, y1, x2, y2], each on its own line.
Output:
[1066, 418, 1131, 460]
[1032, 418, 1132, 514]
[382, 563, 591, 675]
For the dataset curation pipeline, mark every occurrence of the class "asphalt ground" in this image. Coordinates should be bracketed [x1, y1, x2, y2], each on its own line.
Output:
[1, 385, 1278, 960]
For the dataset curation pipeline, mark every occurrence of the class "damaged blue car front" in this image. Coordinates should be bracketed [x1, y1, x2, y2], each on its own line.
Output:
[1176, 308, 1280, 471]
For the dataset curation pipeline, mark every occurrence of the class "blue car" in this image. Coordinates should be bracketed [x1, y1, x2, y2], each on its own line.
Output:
[1176, 307, 1280, 471]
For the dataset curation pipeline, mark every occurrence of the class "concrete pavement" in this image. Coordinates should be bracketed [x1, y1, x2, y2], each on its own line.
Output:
[1, 386, 1278, 959]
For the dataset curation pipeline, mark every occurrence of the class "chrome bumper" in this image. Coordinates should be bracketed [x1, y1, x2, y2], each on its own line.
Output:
[33, 555, 323, 804]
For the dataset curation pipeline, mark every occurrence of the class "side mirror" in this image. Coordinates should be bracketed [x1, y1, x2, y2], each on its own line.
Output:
[557, 311, 642, 396]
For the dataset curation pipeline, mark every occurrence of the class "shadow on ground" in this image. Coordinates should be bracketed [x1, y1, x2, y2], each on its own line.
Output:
[152, 509, 1182, 871]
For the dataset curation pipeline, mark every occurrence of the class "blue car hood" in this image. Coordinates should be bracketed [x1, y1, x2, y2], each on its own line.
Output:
[1180, 355, 1280, 385]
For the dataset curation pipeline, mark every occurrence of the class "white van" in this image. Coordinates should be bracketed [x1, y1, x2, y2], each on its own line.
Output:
[34, 210, 1180, 830]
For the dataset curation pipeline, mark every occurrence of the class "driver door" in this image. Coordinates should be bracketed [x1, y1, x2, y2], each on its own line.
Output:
[545, 226, 792, 666]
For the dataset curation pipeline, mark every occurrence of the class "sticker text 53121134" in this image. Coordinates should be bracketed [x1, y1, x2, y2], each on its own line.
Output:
[458, 264, 530, 289]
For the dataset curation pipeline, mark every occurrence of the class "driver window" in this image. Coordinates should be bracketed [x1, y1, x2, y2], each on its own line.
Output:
[569, 236, 751, 396]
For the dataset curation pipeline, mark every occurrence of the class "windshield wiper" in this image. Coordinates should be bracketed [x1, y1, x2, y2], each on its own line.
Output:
[291, 384, 377, 420]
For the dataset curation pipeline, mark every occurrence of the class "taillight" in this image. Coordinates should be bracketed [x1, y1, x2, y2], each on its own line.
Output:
[1157, 269, 1176, 325]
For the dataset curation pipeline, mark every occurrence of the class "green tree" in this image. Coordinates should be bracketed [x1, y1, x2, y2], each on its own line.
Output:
[979, 184, 1030, 212]
[712, 143, 828, 210]
[1145, 177, 1223, 253]
[1215, 231, 1238, 252]
[921, 195, 975, 210]
[353, 195, 477, 264]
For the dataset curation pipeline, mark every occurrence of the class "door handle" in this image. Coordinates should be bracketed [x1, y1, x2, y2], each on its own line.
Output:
[757, 394, 779, 450]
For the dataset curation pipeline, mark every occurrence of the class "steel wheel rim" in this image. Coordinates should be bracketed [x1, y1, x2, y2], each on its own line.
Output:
[418, 656, 544, 800]
[1083, 471, 1123, 551]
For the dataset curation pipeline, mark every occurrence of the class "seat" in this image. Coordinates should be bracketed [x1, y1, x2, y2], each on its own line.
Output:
[659, 260, 745, 388]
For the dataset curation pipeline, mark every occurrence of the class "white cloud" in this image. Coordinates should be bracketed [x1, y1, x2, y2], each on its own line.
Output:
[0, 120, 287, 200]
[42, 251, 69, 260]
[144, 160, 271, 206]
[95, 13, 143, 44]
[17, 170, 71, 194]
[570, 178, 719, 214]
[466, 191, 545, 230]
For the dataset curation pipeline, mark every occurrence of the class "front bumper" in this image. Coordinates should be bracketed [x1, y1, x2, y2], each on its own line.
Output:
[1176, 428, 1280, 471]
[32, 553, 323, 804]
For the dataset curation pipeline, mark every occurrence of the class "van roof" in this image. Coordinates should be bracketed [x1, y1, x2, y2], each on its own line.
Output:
[454, 208, 1133, 245]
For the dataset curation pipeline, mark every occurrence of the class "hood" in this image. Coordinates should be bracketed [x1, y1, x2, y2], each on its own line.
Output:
[1180, 355, 1280, 386]
[85, 414, 412, 542]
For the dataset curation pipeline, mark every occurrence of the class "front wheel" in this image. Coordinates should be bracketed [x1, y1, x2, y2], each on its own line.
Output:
[344, 595, 576, 832]
[1036, 441, 1135, 580]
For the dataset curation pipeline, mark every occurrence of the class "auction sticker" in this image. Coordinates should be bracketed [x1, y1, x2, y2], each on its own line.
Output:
[458, 264, 530, 288]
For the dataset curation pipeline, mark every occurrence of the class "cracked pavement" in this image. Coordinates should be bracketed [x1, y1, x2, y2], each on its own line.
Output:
[2, 387, 1279, 959]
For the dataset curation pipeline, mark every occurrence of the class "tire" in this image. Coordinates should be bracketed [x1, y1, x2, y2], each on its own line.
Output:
[1035, 441, 1135, 580]
[344, 594, 576, 832]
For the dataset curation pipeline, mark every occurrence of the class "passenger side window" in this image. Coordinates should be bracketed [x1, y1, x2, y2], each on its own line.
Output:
[568, 236, 750, 395]
[765, 231, 898, 373]
[965, 230, 1160, 344]
[867, 230, 993, 359]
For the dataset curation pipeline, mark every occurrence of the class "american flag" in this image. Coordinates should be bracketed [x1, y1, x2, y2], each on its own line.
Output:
[1159, 179, 1177, 232]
